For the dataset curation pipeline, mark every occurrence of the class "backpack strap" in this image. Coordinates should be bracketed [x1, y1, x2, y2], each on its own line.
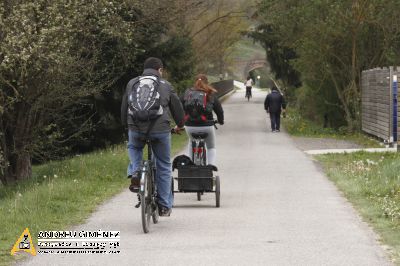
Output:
[131, 75, 160, 93]
[130, 76, 141, 92]
[143, 75, 161, 136]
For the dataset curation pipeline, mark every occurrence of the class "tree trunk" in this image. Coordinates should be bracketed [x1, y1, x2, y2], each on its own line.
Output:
[1, 103, 33, 185]
[0, 155, 32, 185]
[14, 153, 32, 181]
[0, 118, 9, 185]
[328, 69, 355, 130]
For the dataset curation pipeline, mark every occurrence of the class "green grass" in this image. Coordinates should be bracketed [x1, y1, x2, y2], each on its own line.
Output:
[316, 152, 400, 264]
[283, 108, 381, 148]
[0, 133, 187, 266]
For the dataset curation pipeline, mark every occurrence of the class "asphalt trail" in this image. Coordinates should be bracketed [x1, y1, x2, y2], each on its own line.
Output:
[19, 87, 391, 266]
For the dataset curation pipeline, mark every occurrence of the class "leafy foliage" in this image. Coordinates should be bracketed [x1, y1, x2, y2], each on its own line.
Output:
[248, 24, 301, 88]
[0, 0, 192, 183]
[252, 0, 400, 130]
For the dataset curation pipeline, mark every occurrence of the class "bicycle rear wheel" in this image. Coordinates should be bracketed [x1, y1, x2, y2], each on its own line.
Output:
[202, 145, 207, 166]
[215, 175, 220, 208]
[140, 170, 151, 233]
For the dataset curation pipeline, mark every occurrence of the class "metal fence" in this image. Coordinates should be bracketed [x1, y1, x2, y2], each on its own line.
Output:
[361, 67, 399, 142]
[211, 79, 234, 98]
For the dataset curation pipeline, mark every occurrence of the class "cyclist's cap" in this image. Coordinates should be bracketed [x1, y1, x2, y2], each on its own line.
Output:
[144, 57, 163, 70]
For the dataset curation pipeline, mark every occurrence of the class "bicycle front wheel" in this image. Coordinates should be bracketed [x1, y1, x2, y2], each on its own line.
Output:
[152, 203, 159, 224]
[140, 170, 151, 233]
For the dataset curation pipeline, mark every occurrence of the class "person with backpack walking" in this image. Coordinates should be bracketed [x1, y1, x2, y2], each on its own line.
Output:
[181, 74, 224, 166]
[121, 57, 185, 216]
[264, 85, 286, 132]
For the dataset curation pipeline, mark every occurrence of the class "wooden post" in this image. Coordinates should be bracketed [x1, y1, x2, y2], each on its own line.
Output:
[389, 67, 394, 146]
[393, 73, 398, 150]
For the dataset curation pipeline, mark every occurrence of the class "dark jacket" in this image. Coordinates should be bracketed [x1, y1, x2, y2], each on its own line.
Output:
[264, 89, 286, 113]
[121, 68, 185, 133]
[180, 88, 224, 127]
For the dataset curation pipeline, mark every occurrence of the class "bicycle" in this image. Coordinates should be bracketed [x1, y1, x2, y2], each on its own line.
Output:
[245, 87, 252, 101]
[172, 122, 221, 207]
[188, 121, 220, 205]
[134, 136, 159, 234]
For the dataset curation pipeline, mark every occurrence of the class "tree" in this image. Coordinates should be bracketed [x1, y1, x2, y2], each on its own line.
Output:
[170, 0, 250, 76]
[0, 0, 172, 184]
[248, 23, 301, 89]
[254, 0, 400, 130]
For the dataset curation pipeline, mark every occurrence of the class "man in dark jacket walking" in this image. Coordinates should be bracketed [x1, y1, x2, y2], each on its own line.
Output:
[121, 57, 185, 216]
[264, 85, 286, 132]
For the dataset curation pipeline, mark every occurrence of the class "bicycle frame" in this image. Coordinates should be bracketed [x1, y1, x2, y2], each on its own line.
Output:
[137, 138, 159, 233]
[190, 121, 219, 166]
[138, 138, 154, 194]
[191, 138, 207, 166]
[245, 88, 252, 101]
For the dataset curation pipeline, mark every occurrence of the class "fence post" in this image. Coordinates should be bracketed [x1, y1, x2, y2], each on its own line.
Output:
[389, 67, 394, 146]
[393, 74, 398, 150]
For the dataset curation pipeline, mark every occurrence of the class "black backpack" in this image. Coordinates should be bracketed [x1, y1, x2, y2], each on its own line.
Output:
[128, 76, 163, 121]
[183, 89, 213, 122]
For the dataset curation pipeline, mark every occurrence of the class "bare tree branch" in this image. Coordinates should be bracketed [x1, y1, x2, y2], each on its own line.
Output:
[190, 10, 248, 38]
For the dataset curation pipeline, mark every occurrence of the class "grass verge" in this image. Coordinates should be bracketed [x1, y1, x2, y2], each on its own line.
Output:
[283, 108, 381, 148]
[0, 133, 187, 266]
[316, 152, 400, 264]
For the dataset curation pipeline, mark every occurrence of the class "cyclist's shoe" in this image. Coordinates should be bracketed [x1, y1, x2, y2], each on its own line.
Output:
[159, 206, 172, 217]
[128, 172, 140, 193]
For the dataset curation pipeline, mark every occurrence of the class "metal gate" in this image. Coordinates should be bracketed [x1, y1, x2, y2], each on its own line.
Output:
[361, 66, 399, 144]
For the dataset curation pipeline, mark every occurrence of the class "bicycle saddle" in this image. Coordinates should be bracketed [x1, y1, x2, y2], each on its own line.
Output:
[135, 136, 158, 143]
[191, 132, 208, 139]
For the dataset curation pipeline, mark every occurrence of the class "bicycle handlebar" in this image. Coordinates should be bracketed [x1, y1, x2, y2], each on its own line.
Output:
[213, 120, 219, 129]
[171, 120, 221, 133]
[171, 128, 181, 134]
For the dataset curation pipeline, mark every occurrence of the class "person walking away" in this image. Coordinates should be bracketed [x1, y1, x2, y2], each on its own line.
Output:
[121, 57, 185, 217]
[244, 76, 253, 99]
[264, 85, 286, 132]
[181, 74, 224, 166]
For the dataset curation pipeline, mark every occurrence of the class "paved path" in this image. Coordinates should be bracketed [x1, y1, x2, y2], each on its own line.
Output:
[292, 136, 363, 151]
[304, 147, 397, 155]
[20, 88, 392, 266]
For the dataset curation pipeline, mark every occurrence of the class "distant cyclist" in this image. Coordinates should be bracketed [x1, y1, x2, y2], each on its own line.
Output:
[121, 57, 185, 217]
[181, 74, 224, 166]
[244, 76, 253, 99]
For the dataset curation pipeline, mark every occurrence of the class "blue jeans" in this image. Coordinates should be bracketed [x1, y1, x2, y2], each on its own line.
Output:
[127, 130, 173, 209]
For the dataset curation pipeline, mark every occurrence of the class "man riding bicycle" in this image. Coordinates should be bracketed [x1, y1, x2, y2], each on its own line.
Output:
[121, 57, 185, 217]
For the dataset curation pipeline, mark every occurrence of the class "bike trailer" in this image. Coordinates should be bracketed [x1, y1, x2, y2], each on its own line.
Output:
[177, 165, 214, 192]
[172, 155, 221, 207]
